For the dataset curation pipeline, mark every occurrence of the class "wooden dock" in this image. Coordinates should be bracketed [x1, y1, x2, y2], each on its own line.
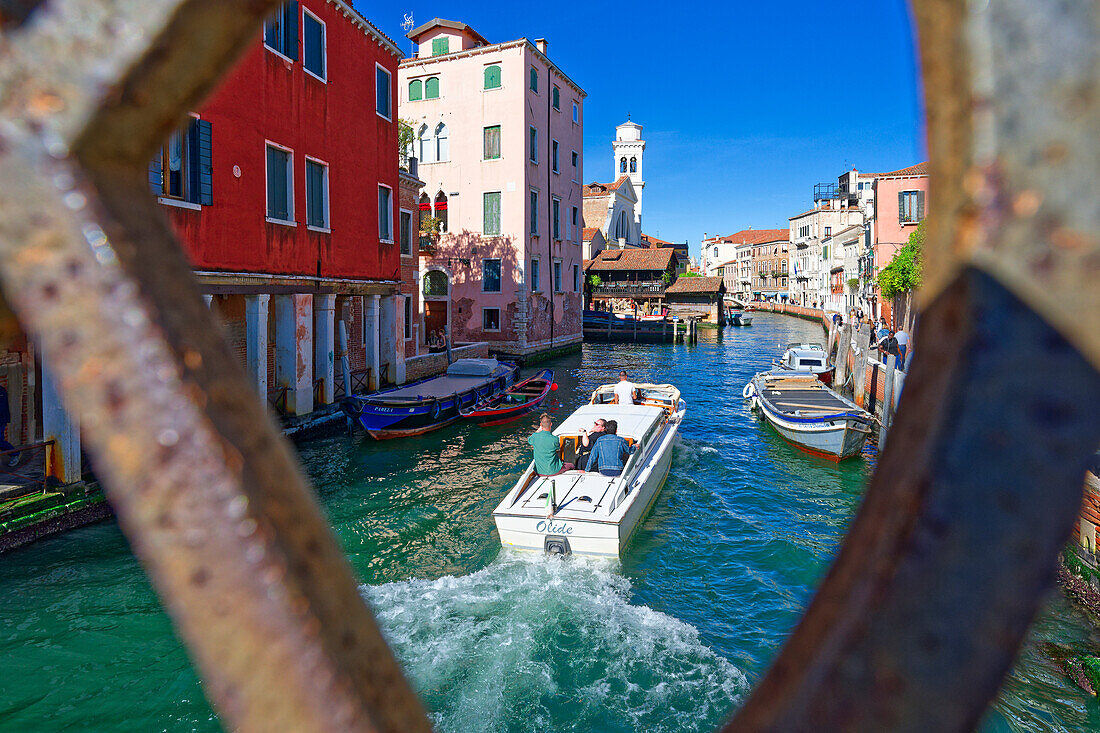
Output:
[582, 312, 699, 344]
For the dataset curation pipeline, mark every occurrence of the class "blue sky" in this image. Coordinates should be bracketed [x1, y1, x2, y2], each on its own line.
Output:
[368, 0, 926, 258]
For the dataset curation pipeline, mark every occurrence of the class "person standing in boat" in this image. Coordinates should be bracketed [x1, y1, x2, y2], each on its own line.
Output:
[528, 414, 574, 476]
[575, 418, 607, 470]
[584, 420, 634, 477]
[611, 371, 638, 405]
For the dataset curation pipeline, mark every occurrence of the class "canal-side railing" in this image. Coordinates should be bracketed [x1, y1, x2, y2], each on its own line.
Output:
[0, 440, 55, 500]
[0, 2, 1096, 732]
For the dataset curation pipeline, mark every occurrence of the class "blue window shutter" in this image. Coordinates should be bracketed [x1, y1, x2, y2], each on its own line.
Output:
[916, 190, 925, 221]
[186, 119, 201, 203]
[197, 119, 213, 205]
[284, 2, 299, 61]
[148, 151, 162, 194]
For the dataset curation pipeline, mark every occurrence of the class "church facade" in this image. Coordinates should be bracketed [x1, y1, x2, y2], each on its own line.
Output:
[581, 120, 647, 260]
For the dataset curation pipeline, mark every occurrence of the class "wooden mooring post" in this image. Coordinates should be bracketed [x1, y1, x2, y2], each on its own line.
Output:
[852, 328, 870, 408]
[879, 353, 898, 448]
[834, 323, 852, 395]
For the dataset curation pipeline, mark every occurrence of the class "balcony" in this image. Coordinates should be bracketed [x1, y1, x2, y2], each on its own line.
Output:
[813, 182, 859, 203]
[591, 280, 665, 296]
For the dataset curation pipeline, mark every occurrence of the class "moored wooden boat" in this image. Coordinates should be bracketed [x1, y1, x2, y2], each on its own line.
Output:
[341, 358, 518, 439]
[777, 343, 834, 385]
[462, 369, 555, 426]
[492, 382, 685, 556]
[744, 371, 871, 460]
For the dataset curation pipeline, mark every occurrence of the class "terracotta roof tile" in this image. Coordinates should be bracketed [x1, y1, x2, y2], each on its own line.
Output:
[588, 247, 675, 272]
[876, 161, 928, 178]
[709, 228, 789, 245]
[665, 276, 725, 294]
[582, 176, 631, 197]
[581, 227, 599, 240]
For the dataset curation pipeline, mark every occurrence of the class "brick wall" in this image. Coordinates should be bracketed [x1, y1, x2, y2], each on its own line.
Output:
[404, 342, 489, 383]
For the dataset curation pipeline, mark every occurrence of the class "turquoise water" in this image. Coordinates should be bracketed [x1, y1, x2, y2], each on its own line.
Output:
[0, 313, 1097, 731]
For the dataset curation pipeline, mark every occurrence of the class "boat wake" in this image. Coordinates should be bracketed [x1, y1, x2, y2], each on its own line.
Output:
[362, 552, 748, 732]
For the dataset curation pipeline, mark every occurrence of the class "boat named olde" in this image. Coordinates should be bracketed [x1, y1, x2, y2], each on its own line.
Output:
[744, 371, 871, 460]
[492, 382, 685, 556]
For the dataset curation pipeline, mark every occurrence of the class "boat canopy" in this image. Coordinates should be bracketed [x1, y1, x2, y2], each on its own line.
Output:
[554, 404, 665, 441]
[447, 358, 502, 376]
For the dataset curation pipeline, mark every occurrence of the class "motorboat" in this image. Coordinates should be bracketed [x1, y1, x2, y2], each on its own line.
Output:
[730, 310, 753, 326]
[462, 369, 555, 426]
[777, 343, 834, 385]
[743, 371, 872, 460]
[492, 382, 686, 556]
[341, 358, 518, 439]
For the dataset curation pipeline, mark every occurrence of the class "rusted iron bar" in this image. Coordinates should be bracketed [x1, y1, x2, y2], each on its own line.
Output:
[0, 1, 428, 731]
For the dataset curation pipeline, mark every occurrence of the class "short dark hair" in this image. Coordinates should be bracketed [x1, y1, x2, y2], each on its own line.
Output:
[619, 370, 628, 378]
[539, 413, 552, 426]
[604, 419, 618, 435]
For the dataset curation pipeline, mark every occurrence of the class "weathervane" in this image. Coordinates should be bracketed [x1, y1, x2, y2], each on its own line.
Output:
[402, 13, 414, 56]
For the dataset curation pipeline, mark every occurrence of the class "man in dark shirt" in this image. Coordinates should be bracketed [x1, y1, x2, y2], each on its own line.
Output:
[585, 420, 634, 477]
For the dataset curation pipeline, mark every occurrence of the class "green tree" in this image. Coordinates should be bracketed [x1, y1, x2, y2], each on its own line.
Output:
[679, 271, 700, 278]
[877, 220, 924, 328]
[398, 119, 416, 170]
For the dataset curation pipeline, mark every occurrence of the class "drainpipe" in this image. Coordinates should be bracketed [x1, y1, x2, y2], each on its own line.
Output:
[546, 51, 554, 355]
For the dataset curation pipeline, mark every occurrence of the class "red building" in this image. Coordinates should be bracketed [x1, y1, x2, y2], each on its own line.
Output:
[153, 0, 407, 417]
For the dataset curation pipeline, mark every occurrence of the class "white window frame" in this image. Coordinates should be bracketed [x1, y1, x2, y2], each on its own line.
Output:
[572, 102, 579, 124]
[263, 10, 295, 64]
[481, 258, 502, 293]
[377, 183, 394, 243]
[264, 140, 295, 226]
[374, 62, 392, 121]
[482, 306, 501, 333]
[399, 208, 414, 256]
[301, 7, 327, 83]
[304, 155, 330, 232]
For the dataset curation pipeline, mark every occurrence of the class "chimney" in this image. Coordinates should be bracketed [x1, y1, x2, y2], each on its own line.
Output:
[535, 38, 548, 54]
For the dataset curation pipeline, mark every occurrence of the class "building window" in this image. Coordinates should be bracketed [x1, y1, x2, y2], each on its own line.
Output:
[552, 85, 560, 110]
[483, 191, 501, 236]
[418, 124, 434, 163]
[375, 64, 391, 119]
[263, 2, 298, 60]
[150, 117, 212, 206]
[435, 123, 449, 162]
[419, 192, 431, 221]
[530, 190, 538, 234]
[408, 79, 422, 101]
[899, 190, 925, 223]
[552, 197, 561, 240]
[553, 261, 563, 292]
[378, 185, 393, 242]
[529, 126, 538, 163]
[824, 226, 831, 237]
[552, 140, 560, 172]
[629, 157, 637, 173]
[483, 125, 501, 160]
[484, 64, 501, 90]
[265, 143, 293, 222]
[424, 77, 440, 99]
[530, 258, 540, 291]
[482, 307, 500, 332]
[572, 102, 579, 123]
[305, 158, 328, 229]
[399, 210, 412, 254]
[302, 9, 325, 80]
[482, 259, 501, 292]
[423, 270, 448, 297]
[620, 157, 627, 173]
[571, 206, 579, 241]
[434, 191, 448, 232]
[529, 67, 538, 92]
[432, 37, 449, 56]
[404, 297, 412, 340]
[572, 263, 580, 292]
[571, 151, 579, 181]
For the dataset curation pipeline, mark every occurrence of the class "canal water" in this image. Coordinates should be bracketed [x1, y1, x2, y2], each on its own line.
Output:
[0, 313, 1097, 731]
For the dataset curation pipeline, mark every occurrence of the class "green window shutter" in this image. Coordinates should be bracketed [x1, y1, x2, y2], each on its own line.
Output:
[432, 37, 448, 56]
[916, 190, 925, 221]
[529, 67, 537, 92]
[530, 191, 538, 233]
[425, 77, 439, 99]
[284, 2, 299, 60]
[148, 151, 163, 195]
[898, 190, 906, 223]
[195, 119, 213, 205]
[484, 65, 501, 89]
[483, 192, 501, 236]
[408, 80, 422, 101]
[552, 86, 560, 109]
[483, 126, 500, 160]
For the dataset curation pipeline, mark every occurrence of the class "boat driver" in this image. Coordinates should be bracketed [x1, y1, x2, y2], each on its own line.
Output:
[585, 420, 634, 477]
[610, 371, 638, 405]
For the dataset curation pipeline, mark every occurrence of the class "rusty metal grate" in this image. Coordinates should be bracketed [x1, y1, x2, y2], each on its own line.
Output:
[0, 1, 1095, 731]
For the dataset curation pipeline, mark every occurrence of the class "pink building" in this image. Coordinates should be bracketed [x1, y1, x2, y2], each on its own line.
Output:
[872, 162, 928, 322]
[398, 19, 586, 359]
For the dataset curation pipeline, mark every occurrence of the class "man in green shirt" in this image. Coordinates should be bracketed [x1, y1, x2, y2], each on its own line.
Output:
[528, 413, 574, 476]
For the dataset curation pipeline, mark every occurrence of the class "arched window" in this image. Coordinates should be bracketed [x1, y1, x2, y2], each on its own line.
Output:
[529, 67, 538, 92]
[435, 123, 449, 162]
[620, 157, 627, 173]
[424, 77, 440, 99]
[419, 192, 431, 219]
[418, 124, 433, 163]
[408, 79, 422, 101]
[423, 270, 449, 297]
[629, 157, 637, 173]
[484, 65, 501, 90]
[434, 191, 448, 232]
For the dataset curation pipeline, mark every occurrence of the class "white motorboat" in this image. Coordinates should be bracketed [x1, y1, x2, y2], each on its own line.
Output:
[743, 371, 872, 460]
[777, 343, 834, 385]
[492, 383, 685, 557]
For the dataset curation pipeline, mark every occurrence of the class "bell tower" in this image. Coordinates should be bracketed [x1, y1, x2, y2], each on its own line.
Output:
[612, 119, 645, 229]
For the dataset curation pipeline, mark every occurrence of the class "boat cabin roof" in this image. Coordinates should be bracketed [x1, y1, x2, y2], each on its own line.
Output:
[554, 404, 665, 439]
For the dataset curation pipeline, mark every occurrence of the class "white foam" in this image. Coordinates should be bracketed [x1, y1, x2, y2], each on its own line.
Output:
[363, 552, 747, 732]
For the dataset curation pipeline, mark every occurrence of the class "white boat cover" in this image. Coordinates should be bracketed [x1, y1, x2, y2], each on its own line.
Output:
[554, 404, 665, 440]
[446, 358, 501, 377]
